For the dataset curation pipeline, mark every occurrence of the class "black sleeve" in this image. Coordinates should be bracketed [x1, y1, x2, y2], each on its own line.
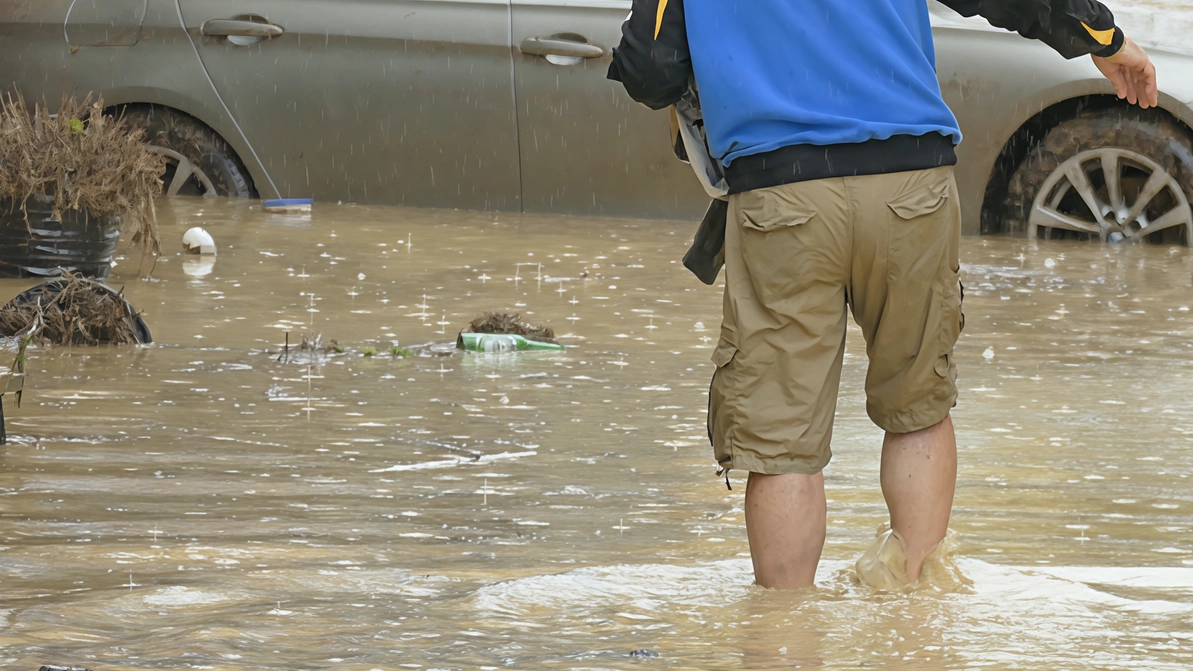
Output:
[938, 0, 1125, 59]
[606, 0, 691, 110]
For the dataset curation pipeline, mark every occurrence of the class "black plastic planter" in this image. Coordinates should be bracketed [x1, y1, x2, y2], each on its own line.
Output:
[2, 277, 153, 344]
[0, 195, 120, 279]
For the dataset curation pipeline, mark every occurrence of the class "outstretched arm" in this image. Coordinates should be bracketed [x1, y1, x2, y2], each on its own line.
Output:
[1092, 38, 1158, 109]
[938, 0, 1158, 108]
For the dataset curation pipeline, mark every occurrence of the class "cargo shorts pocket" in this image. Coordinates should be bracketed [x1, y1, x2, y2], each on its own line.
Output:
[708, 342, 738, 461]
[886, 176, 953, 280]
[934, 282, 964, 379]
[736, 190, 820, 307]
[741, 208, 817, 232]
[887, 179, 950, 221]
[711, 342, 738, 369]
[739, 203, 818, 273]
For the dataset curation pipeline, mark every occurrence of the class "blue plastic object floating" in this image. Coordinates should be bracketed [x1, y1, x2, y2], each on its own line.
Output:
[262, 197, 313, 214]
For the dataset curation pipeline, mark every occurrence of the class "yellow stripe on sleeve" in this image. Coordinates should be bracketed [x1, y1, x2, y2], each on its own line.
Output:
[655, 0, 669, 40]
[1081, 22, 1116, 46]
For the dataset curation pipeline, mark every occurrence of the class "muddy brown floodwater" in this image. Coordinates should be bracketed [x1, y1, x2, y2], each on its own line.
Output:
[1, 198, 1192, 670]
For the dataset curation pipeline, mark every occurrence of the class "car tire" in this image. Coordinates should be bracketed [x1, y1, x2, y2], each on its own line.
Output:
[119, 106, 257, 199]
[1005, 109, 1193, 244]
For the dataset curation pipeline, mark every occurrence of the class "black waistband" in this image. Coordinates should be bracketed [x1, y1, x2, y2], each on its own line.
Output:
[724, 132, 958, 194]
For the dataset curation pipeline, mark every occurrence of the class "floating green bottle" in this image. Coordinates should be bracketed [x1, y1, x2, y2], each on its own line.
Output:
[456, 332, 565, 353]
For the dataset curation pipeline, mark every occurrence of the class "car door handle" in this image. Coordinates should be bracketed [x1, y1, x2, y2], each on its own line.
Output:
[201, 19, 284, 38]
[520, 37, 603, 59]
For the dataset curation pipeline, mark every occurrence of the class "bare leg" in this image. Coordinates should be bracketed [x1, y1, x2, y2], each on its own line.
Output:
[744, 471, 827, 589]
[880, 415, 957, 582]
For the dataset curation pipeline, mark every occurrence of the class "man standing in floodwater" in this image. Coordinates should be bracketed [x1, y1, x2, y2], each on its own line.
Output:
[679, 1, 1159, 589]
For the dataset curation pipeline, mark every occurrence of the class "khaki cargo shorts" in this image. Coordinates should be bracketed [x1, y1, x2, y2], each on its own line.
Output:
[709, 166, 964, 476]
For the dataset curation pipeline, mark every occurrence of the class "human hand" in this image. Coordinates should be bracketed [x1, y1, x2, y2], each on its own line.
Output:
[1092, 37, 1158, 109]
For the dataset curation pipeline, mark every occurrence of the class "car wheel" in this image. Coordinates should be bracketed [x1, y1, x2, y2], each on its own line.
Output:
[1005, 109, 1193, 244]
[119, 106, 257, 199]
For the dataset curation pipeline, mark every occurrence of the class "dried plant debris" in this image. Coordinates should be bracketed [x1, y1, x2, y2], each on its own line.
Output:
[0, 92, 165, 255]
[277, 333, 344, 363]
[0, 271, 146, 346]
[468, 312, 556, 343]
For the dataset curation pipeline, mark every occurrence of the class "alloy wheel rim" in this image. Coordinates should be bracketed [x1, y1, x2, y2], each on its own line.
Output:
[146, 145, 218, 198]
[1028, 147, 1193, 243]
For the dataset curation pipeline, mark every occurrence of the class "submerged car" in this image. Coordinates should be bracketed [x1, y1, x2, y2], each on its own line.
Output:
[3, 0, 1192, 244]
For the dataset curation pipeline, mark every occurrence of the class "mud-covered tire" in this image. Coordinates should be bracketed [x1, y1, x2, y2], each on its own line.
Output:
[119, 106, 256, 199]
[1004, 108, 1193, 244]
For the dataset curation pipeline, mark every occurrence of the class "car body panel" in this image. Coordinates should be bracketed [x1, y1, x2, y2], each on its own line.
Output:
[65, 0, 148, 47]
[931, 4, 1193, 234]
[0, 0, 276, 199]
[1145, 51, 1193, 122]
[176, 0, 521, 210]
[3, 0, 1192, 233]
[511, 0, 708, 219]
[934, 28, 1114, 234]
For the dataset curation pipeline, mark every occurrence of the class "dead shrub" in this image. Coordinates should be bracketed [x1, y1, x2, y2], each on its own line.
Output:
[468, 312, 556, 343]
[0, 92, 165, 256]
[0, 271, 142, 346]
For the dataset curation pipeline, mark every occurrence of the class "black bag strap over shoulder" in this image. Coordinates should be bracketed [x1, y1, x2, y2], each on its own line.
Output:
[607, 0, 725, 286]
[606, 0, 691, 110]
[682, 198, 729, 286]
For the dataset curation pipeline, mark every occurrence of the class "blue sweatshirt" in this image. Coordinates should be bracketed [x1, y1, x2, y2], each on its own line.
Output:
[684, 0, 963, 167]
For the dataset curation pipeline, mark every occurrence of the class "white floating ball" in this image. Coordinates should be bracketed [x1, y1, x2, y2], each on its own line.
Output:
[183, 227, 217, 255]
